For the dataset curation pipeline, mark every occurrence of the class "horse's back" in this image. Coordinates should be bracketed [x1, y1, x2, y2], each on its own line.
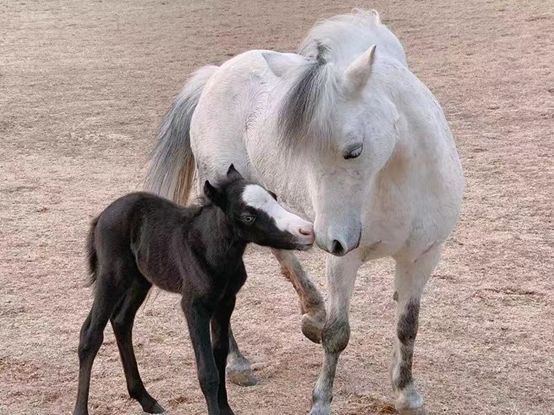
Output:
[190, 50, 278, 184]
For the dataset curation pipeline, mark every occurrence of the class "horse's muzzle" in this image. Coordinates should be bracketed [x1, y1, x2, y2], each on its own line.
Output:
[316, 225, 361, 256]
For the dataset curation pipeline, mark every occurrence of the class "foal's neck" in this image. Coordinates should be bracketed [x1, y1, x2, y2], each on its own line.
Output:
[189, 204, 247, 266]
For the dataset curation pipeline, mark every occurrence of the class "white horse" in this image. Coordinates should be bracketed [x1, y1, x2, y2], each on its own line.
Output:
[146, 9, 463, 415]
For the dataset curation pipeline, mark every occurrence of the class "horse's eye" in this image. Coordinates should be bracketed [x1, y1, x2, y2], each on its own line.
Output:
[343, 143, 363, 160]
[240, 214, 256, 225]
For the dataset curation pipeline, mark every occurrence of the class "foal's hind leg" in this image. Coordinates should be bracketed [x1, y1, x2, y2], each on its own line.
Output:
[110, 277, 165, 414]
[74, 277, 125, 415]
[391, 246, 442, 415]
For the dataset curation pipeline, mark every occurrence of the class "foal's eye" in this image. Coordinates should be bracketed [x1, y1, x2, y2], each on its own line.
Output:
[240, 214, 256, 225]
[343, 143, 363, 160]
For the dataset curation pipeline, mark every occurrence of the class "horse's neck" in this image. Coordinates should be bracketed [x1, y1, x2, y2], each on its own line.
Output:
[250, 156, 314, 219]
[246, 99, 315, 219]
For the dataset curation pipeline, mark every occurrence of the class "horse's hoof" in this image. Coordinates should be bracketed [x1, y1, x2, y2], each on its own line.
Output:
[227, 366, 258, 386]
[397, 408, 427, 415]
[308, 403, 330, 415]
[301, 312, 325, 344]
[226, 357, 258, 386]
[395, 387, 426, 415]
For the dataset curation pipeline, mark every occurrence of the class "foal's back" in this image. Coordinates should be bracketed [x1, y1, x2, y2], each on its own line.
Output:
[92, 192, 200, 293]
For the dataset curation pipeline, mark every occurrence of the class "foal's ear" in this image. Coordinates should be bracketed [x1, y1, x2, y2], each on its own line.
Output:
[226, 164, 243, 180]
[204, 180, 225, 207]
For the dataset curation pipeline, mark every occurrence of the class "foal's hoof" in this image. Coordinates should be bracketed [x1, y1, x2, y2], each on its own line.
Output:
[220, 407, 236, 415]
[143, 401, 166, 414]
[301, 312, 325, 344]
[226, 357, 258, 386]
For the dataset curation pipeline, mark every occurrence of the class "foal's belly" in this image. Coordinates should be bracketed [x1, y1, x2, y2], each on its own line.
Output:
[134, 252, 183, 294]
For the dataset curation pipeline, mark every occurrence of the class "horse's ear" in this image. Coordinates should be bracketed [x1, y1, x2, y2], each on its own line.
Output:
[262, 52, 305, 77]
[226, 164, 243, 180]
[204, 180, 225, 207]
[343, 45, 376, 94]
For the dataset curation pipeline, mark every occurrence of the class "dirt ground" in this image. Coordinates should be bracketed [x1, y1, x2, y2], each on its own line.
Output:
[1, 1, 552, 414]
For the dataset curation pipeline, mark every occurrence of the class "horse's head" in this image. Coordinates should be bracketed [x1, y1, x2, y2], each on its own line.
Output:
[265, 45, 398, 256]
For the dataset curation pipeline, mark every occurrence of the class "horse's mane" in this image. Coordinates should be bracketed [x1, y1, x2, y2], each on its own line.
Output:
[278, 9, 383, 152]
[278, 43, 338, 152]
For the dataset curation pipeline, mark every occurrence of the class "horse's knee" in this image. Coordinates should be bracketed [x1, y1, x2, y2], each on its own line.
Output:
[321, 317, 350, 354]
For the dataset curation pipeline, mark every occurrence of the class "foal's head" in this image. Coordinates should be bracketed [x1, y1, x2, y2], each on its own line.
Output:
[204, 165, 315, 250]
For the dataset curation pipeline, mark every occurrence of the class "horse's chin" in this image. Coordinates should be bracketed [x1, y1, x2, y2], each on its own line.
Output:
[316, 240, 358, 257]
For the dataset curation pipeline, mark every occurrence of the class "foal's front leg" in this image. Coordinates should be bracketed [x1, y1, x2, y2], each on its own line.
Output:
[211, 295, 237, 415]
[181, 295, 221, 415]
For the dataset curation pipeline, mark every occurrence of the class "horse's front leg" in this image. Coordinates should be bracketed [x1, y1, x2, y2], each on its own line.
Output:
[181, 295, 220, 415]
[309, 251, 362, 415]
[272, 249, 326, 343]
[391, 246, 441, 415]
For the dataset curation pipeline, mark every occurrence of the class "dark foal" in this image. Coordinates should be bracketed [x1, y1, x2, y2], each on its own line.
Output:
[73, 165, 314, 415]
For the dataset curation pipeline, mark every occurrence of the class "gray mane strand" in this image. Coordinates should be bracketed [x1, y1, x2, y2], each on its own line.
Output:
[278, 42, 338, 153]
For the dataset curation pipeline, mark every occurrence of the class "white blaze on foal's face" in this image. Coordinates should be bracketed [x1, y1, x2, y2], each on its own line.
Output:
[241, 184, 314, 243]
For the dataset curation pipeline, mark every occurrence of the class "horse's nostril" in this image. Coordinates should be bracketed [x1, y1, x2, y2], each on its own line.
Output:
[331, 240, 345, 255]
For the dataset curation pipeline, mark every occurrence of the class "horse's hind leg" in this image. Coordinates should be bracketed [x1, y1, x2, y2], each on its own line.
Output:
[226, 249, 326, 387]
[110, 276, 165, 414]
[226, 326, 257, 386]
[74, 275, 126, 415]
[391, 246, 442, 415]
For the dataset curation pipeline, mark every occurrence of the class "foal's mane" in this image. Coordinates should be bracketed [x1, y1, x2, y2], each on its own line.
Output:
[278, 9, 382, 153]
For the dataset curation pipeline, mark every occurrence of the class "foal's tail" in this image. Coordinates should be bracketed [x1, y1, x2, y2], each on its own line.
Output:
[145, 65, 218, 204]
[86, 216, 99, 286]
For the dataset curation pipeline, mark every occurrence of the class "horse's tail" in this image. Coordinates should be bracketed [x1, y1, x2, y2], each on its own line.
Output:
[145, 65, 218, 204]
[86, 216, 99, 286]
